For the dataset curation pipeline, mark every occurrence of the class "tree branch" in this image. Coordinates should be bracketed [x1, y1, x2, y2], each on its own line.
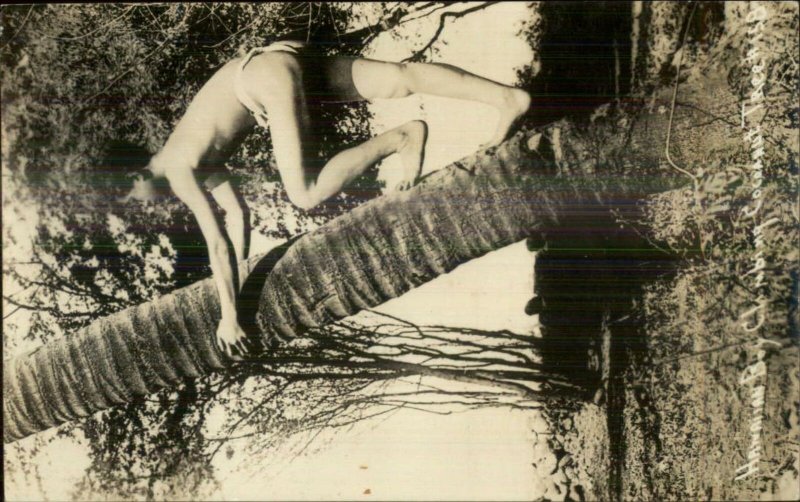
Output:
[402, 1, 501, 63]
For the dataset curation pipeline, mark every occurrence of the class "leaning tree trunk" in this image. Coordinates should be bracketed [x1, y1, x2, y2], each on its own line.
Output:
[4, 63, 739, 443]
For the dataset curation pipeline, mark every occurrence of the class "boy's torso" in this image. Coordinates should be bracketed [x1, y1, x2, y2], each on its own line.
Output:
[154, 58, 256, 178]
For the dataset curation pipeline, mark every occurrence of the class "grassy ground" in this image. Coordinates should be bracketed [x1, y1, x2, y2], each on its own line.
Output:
[533, 3, 799, 500]
[539, 292, 798, 502]
[618, 284, 799, 501]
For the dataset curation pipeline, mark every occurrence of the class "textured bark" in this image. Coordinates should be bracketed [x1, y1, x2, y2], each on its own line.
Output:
[255, 65, 739, 342]
[4, 66, 739, 443]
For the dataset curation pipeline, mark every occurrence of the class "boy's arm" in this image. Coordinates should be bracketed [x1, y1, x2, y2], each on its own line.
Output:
[209, 177, 251, 285]
[166, 167, 248, 357]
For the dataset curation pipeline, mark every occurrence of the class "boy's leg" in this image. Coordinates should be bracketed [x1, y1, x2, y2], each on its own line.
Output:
[347, 58, 531, 147]
[263, 66, 427, 208]
[314, 120, 427, 196]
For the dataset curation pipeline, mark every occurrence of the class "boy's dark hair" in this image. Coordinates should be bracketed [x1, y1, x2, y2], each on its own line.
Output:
[101, 140, 151, 168]
[97, 140, 152, 198]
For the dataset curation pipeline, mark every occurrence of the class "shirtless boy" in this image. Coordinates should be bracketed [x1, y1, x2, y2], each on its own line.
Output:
[121, 40, 530, 358]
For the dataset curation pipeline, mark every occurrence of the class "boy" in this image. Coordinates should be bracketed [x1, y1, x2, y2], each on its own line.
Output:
[122, 40, 530, 358]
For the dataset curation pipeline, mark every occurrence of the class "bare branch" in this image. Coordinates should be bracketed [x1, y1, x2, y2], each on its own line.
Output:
[0, 5, 35, 49]
[44, 6, 135, 42]
[2, 294, 94, 318]
[82, 38, 171, 105]
[337, 2, 456, 49]
[403, 2, 500, 63]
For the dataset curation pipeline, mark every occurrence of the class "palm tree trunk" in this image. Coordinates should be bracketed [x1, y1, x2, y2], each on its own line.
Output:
[4, 66, 738, 444]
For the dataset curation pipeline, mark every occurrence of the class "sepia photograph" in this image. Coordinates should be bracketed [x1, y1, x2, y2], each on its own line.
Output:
[2, 2, 798, 500]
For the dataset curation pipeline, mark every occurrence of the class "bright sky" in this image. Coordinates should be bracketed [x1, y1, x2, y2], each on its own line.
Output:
[5, 3, 545, 500]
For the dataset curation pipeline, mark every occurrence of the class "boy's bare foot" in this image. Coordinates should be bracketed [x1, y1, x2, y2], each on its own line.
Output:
[484, 88, 531, 148]
[394, 120, 428, 191]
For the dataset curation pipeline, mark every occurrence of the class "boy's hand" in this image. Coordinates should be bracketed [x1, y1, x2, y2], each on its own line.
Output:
[216, 317, 251, 359]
